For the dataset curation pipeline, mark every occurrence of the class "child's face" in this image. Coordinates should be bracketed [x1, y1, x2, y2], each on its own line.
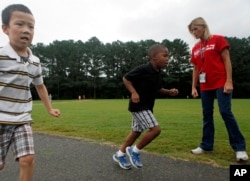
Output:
[152, 48, 169, 69]
[2, 11, 35, 53]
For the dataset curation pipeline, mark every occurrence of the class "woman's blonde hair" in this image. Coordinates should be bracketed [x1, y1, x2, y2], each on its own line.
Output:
[188, 17, 211, 40]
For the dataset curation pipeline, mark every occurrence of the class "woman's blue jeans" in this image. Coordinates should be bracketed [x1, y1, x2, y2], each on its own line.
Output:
[200, 88, 246, 152]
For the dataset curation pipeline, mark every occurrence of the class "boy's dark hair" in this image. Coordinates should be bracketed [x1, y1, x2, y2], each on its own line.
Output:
[148, 44, 166, 59]
[1, 4, 33, 26]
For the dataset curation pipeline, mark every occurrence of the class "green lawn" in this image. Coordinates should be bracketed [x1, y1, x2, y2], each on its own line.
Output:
[32, 99, 250, 168]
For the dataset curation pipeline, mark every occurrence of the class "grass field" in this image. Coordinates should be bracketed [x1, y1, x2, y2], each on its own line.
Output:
[31, 99, 250, 168]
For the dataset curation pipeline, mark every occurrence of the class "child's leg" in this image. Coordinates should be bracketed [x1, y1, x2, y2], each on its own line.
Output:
[120, 131, 141, 153]
[19, 154, 34, 181]
[136, 125, 161, 149]
[132, 110, 161, 150]
[11, 124, 35, 181]
[0, 124, 15, 171]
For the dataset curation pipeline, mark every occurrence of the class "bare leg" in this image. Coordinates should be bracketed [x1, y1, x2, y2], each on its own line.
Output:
[0, 163, 4, 170]
[19, 155, 35, 181]
[136, 126, 161, 149]
[120, 131, 141, 153]
[119, 125, 161, 152]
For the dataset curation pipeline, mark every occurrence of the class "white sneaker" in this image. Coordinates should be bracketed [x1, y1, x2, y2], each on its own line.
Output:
[191, 147, 204, 154]
[236, 151, 249, 162]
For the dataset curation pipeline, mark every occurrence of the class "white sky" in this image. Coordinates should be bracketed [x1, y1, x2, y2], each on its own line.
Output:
[0, 0, 249, 48]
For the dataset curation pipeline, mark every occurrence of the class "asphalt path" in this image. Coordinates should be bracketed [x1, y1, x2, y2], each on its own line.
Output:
[1, 133, 229, 181]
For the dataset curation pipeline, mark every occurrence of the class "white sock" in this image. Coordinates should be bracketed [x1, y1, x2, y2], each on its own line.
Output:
[117, 150, 125, 157]
[133, 145, 140, 153]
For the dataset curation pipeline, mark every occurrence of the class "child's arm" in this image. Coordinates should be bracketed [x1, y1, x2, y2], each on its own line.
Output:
[123, 76, 140, 103]
[35, 84, 60, 117]
[160, 88, 179, 96]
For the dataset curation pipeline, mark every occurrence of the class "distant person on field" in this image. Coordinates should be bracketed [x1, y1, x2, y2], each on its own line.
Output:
[0, 4, 60, 181]
[49, 93, 52, 102]
[113, 44, 179, 169]
[188, 17, 248, 162]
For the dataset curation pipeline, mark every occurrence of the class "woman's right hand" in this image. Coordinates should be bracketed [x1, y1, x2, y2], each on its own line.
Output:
[192, 88, 199, 98]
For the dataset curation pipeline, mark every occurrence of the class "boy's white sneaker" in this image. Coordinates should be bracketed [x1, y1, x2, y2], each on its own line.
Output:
[236, 151, 249, 162]
[191, 147, 204, 154]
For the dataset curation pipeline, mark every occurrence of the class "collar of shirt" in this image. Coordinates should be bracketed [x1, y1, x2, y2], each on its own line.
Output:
[2, 43, 34, 63]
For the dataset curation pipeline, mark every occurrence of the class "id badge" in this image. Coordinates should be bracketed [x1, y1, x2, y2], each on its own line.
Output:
[199, 72, 206, 83]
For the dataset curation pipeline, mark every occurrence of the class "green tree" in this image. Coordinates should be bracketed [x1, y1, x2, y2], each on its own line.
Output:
[227, 36, 250, 98]
[30, 36, 250, 99]
[162, 39, 192, 97]
[84, 37, 105, 99]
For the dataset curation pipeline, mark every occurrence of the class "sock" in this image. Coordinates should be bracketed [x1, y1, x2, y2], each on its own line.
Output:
[117, 150, 125, 157]
[133, 145, 140, 153]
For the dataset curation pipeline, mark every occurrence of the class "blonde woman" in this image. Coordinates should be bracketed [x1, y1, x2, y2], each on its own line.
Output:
[188, 17, 248, 162]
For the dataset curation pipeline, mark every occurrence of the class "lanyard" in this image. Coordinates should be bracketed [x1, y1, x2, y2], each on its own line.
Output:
[199, 40, 207, 72]
[200, 41, 207, 63]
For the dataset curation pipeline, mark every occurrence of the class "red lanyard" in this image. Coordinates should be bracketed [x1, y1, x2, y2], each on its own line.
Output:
[199, 41, 207, 72]
[200, 41, 207, 62]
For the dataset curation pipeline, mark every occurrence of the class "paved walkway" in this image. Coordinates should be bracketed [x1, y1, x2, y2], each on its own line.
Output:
[1, 133, 229, 181]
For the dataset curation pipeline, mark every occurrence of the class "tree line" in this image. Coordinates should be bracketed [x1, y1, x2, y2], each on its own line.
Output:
[30, 36, 250, 99]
